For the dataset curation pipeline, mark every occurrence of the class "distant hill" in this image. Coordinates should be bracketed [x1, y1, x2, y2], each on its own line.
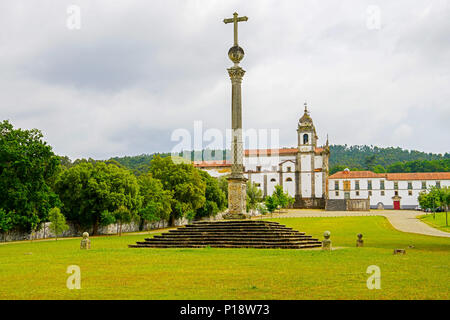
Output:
[109, 145, 450, 174]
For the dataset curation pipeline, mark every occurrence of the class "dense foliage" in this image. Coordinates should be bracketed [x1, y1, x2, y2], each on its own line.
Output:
[149, 156, 206, 225]
[112, 145, 449, 175]
[0, 120, 61, 232]
[54, 160, 141, 234]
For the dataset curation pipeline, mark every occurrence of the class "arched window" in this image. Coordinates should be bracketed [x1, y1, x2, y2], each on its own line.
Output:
[286, 177, 292, 182]
[303, 133, 309, 144]
[270, 178, 276, 182]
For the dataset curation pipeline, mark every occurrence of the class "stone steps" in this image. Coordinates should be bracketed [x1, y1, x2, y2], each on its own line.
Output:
[129, 220, 322, 249]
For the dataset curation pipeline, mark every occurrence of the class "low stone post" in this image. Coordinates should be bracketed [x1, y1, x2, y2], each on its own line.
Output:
[356, 233, 364, 247]
[322, 231, 331, 250]
[80, 232, 91, 249]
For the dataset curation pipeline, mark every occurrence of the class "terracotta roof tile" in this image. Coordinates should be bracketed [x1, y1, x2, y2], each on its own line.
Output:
[385, 172, 450, 181]
[329, 171, 450, 181]
[193, 160, 231, 168]
[328, 171, 385, 179]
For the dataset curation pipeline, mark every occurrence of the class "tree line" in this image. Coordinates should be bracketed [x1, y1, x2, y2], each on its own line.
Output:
[111, 145, 449, 175]
[0, 121, 227, 237]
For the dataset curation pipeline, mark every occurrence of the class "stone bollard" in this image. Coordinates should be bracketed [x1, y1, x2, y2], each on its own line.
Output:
[322, 231, 331, 250]
[393, 249, 406, 255]
[80, 232, 91, 249]
[356, 234, 364, 247]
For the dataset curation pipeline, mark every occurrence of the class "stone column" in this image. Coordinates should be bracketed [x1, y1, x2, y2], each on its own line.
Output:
[225, 60, 247, 219]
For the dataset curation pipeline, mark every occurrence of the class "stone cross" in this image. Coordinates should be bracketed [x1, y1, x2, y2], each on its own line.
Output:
[223, 12, 248, 46]
[223, 12, 248, 219]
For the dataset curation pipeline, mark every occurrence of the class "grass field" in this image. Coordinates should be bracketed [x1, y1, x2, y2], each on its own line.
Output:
[419, 211, 450, 232]
[0, 216, 449, 300]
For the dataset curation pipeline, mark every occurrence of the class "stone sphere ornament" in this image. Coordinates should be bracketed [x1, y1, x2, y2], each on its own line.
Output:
[80, 232, 91, 250]
[228, 45, 245, 64]
[356, 233, 364, 247]
[322, 231, 331, 250]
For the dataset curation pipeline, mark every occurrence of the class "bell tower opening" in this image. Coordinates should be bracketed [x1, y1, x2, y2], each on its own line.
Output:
[303, 133, 309, 144]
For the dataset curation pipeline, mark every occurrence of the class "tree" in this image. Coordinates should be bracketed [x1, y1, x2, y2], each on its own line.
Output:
[0, 209, 14, 241]
[54, 160, 141, 235]
[150, 156, 206, 226]
[273, 185, 289, 212]
[48, 207, 69, 241]
[246, 181, 262, 213]
[217, 176, 228, 206]
[196, 171, 227, 218]
[264, 196, 278, 213]
[0, 120, 61, 232]
[138, 173, 172, 227]
[113, 205, 135, 236]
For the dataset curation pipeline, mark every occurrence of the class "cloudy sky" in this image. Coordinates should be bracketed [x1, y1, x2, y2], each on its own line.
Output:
[1, 0, 449, 160]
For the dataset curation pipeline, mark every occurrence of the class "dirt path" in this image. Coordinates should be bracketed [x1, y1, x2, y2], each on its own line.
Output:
[257, 209, 450, 238]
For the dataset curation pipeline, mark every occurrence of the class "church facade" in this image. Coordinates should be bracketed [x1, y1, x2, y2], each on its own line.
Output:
[194, 105, 330, 209]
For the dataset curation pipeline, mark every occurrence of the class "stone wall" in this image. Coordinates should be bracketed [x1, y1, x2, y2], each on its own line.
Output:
[0, 212, 225, 242]
[294, 197, 325, 209]
[325, 199, 370, 211]
[325, 199, 347, 211]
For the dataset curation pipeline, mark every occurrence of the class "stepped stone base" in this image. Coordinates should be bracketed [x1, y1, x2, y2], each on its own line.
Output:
[129, 220, 322, 249]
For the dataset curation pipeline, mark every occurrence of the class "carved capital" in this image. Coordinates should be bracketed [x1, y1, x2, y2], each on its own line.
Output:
[227, 66, 246, 81]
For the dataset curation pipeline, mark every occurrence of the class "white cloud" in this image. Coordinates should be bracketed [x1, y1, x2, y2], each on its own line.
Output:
[0, 0, 449, 160]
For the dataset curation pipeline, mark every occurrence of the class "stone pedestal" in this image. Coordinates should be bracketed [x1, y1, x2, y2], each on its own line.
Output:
[224, 177, 247, 219]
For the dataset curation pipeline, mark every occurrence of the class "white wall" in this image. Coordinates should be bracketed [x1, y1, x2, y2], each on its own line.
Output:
[328, 177, 450, 209]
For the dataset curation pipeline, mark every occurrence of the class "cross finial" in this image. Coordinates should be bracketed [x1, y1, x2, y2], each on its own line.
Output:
[223, 12, 248, 46]
[304, 101, 308, 113]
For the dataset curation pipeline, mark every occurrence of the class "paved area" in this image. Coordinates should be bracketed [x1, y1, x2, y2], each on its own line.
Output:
[256, 209, 450, 238]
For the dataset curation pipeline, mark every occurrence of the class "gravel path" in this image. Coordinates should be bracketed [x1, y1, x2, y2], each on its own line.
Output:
[256, 209, 450, 238]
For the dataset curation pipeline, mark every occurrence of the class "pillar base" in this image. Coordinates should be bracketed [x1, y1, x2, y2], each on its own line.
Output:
[227, 176, 247, 218]
[223, 213, 249, 220]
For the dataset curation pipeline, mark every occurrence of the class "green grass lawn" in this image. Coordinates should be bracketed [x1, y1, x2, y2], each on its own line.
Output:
[419, 211, 450, 232]
[0, 216, 449, 300]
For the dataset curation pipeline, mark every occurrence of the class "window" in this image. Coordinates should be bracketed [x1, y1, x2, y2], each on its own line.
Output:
[381, 191, 385, 196]
[344, 192, 350, 199]
[303, 133, 309, 144]
[369, 191, 372, 196]
[408, 190, 412, 196]
[287, 167, 292, 172]
[335, 191, 339, 196]
[394, 190, 399, 196]
[380, 180, 385, 190]
[286, 177, 292, 182]
[408, 182, 412, 190]
[436, 181, 441, 188]
[422, 181, 426, 189]
[343, 180, 351, 191]
[256, 166, 261, 172]
[394, 182, 398, 190]
[368, 180, 372, 190]
[355, 180, 360, 190]
[270, 178, 276, 182]
[356, 191, 360, 196]
[334, 181, 339, 190]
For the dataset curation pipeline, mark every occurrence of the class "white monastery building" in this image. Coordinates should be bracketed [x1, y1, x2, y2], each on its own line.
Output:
[193, 105, 450, 210]
[327, 170, 450, 210]
[195, 104, 330, 209]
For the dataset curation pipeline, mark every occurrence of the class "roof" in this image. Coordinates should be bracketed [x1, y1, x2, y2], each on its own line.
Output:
[329, 171, 450, 181]
[328, 171, 385, 179]
[193, 160, 231, 168]
[385, 172, 450, 181]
